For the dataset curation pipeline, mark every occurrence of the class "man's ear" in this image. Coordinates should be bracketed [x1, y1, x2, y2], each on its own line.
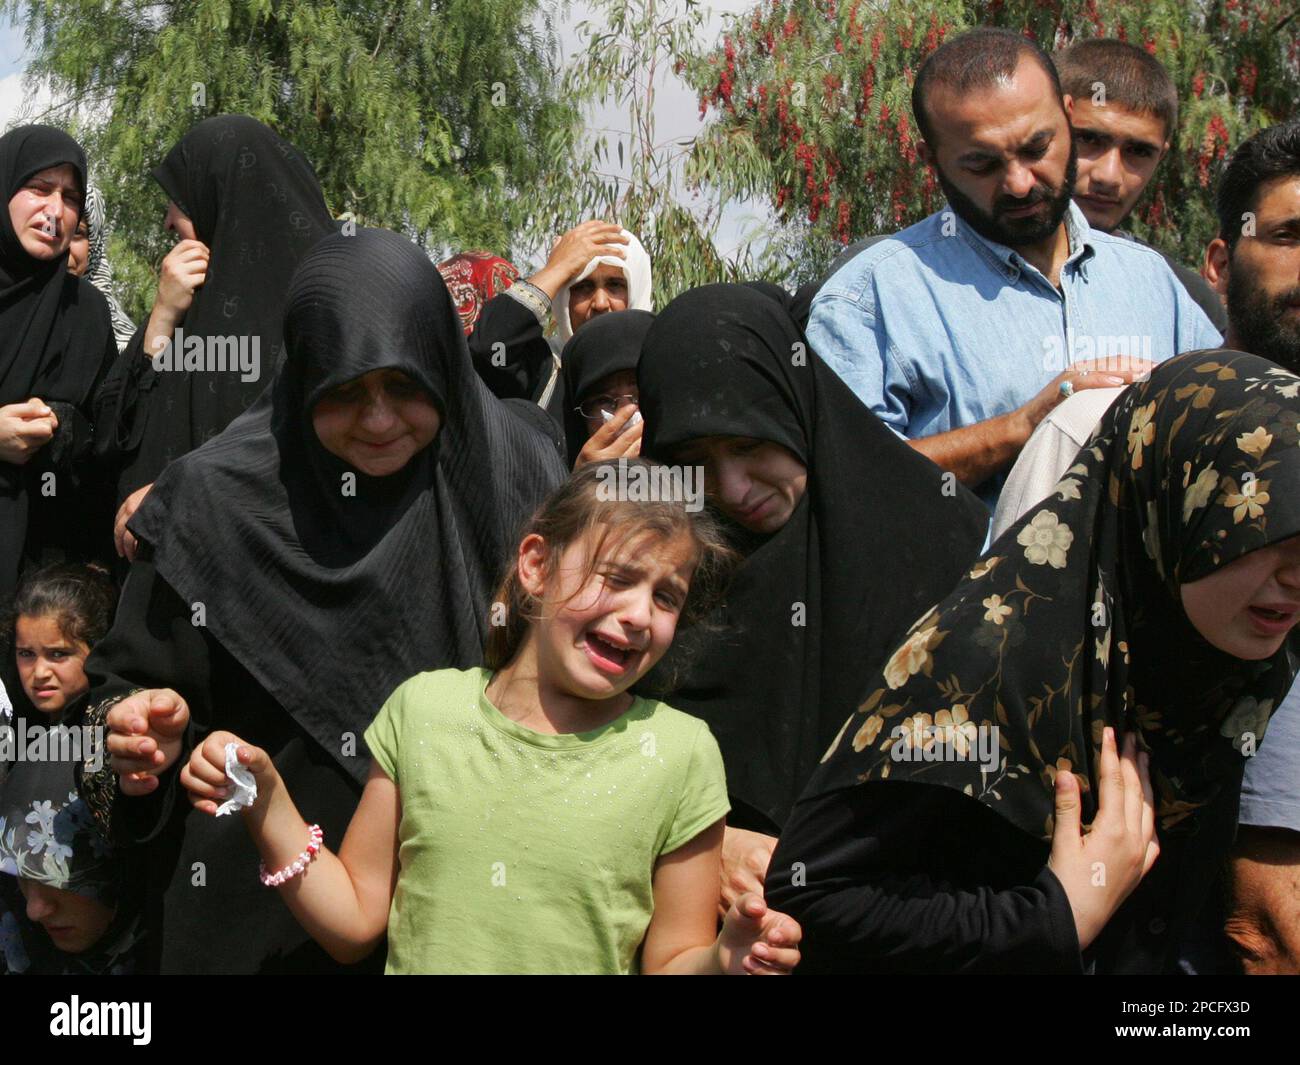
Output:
[1063, 93, 1074, 121]
[918, 139, 934, 167]
[1203, 237, 1231, 294]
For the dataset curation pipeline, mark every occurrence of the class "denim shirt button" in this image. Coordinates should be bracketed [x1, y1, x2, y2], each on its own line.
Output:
[1148, 917, 1167, 936]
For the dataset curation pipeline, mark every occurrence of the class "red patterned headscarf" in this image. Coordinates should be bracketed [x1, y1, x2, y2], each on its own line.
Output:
[436, 251, 520, 335]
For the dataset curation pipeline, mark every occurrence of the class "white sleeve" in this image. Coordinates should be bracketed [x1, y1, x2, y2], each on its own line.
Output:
[990, 388, 1124, 542]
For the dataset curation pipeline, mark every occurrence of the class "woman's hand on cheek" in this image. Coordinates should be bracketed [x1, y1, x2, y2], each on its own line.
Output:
[153, 239, 209, 322]
[574, 406, 642, 468]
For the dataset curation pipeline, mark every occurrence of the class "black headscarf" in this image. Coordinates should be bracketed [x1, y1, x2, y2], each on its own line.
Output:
[637, 283, 989, 832]
[808, 351, 1300, 840]
[104, 115, 336, 499]
[127, 227, 567, 783]
[0, 125, 117, 605]
[1, 745, 145, 974]
[559, 309, 654, 464]
[740, 280, 815, 332]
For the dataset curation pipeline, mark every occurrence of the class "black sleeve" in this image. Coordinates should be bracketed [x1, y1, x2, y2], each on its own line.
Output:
[467, 292, 555, 400]
[766, 781, 1083, 974]
[75, 548, 214, 845]
[90, 325, 156, 502]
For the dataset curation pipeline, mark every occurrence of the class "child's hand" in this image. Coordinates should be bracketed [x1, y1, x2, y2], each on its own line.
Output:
[180, 731, 275, 816]
[716, 891, 802, 975]
[105, 688, 191, 795]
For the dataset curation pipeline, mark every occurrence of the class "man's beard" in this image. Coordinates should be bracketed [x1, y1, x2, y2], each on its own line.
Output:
[1226, 265, 1300, 373]
[936, 143, 1078, 250]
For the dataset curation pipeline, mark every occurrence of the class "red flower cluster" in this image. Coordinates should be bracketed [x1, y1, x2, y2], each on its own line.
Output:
[1237, 59, 1258, 99]
[846, 0, 864, 47]
[1197, 116, 1231, 187]
[836, 197, 852, 243]
[855, 61, 875, 126]
[896, 112, 917, 165]
[1084, 0, 1104, 34]
[823, 72, 842, 108]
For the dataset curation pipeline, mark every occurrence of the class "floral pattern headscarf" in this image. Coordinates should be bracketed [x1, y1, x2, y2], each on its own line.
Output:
[0, 743, 145, 973]
[812, 351, 1300, 840]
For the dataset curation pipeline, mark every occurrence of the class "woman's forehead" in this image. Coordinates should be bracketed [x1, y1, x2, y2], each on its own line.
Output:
[588, 261, 626, 282]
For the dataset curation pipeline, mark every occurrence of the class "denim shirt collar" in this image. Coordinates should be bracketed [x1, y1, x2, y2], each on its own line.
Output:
[952, 200, 1097, 284]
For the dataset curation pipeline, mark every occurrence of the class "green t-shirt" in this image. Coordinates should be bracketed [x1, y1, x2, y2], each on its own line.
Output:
[363, 666, 729, 974]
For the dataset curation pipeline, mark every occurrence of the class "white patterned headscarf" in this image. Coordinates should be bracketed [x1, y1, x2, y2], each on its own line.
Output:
[81, 185, 137, 352]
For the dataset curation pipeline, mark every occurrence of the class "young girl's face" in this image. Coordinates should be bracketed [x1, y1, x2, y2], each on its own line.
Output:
[16, 878, 115, 954]
[525, 525, 697, 700]
[1180, 534, 1300, 660]
[14, 613, 92, 714]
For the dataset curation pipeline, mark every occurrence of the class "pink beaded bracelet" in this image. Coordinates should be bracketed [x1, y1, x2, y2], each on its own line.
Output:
[259, 824, 324, 887]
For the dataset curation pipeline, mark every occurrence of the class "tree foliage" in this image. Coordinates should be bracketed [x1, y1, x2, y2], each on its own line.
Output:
[5, 0, 577, 319]
[686, 0, 1300, 284]
[517, 0, 772, 309]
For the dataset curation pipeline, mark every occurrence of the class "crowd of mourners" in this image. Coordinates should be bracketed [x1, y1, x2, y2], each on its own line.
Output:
[2, 27, 1300, 975]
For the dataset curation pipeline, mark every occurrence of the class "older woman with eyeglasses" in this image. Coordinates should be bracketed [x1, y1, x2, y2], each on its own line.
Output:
[559, 309, 654, 468]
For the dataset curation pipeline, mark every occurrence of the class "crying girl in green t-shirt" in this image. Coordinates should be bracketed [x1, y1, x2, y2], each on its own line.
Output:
[180, 460, 802, 974]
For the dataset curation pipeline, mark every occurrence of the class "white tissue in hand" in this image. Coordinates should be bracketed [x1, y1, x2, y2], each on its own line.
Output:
[214, 741, 257, 816]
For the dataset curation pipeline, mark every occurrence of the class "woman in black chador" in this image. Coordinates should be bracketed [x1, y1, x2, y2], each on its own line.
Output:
[636, 283, 989, 893]
[97, 114, 336, 547]
[0, 125, 118, 607]
[76, 228, 566, 973]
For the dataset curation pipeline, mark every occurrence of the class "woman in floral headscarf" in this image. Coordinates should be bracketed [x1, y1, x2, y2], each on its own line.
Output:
[766, 350, 1300, 975]
[1, 753, 145, 974]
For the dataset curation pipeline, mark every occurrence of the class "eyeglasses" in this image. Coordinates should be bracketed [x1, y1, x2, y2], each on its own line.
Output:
[575, 394, 638, 419]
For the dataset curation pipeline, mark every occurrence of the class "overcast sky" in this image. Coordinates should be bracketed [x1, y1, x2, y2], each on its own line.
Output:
[0, 2, 771, 263]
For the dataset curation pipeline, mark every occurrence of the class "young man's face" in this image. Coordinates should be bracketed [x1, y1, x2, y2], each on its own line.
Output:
[1070, 98, 1169, 232]
[920, 55, 1076, 250]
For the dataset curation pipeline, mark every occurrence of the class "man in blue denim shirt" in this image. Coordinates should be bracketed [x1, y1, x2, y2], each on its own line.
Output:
[807, 29, 1221, 507]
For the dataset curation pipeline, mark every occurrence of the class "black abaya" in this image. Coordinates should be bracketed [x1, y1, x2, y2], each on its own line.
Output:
[97, 115, 336, 502]
[637, 283, 990, 833]
[75, 228, 565, 973]
[0, 125, 118, 606]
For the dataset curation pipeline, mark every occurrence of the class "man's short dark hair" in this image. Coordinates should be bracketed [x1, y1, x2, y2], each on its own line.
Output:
[1216, 120, 1300, 252]
[1054, 38, 1178, 142]
[911, 28, 1063, 147]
